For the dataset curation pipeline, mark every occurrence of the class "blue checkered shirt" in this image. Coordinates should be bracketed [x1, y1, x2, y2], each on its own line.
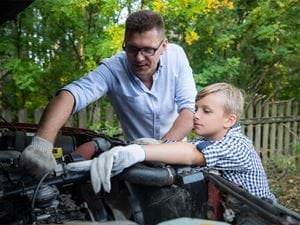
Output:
[193, 124, 276, 202]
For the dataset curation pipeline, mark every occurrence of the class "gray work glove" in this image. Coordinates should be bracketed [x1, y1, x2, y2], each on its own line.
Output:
[131, 137, 162, 145]
[90, 144, 145, 193]
[20, 136, 57, 178]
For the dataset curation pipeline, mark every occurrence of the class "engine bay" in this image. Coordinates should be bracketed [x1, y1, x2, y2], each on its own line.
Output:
[0, 122, 299, 225]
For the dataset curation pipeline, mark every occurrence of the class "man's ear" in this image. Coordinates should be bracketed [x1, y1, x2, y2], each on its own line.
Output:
[224, 113, 237, 129]
[160, 39, 168, 54]
[163, 38, 168, 46]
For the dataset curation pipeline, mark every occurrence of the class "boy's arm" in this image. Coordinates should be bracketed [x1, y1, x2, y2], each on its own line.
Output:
[91, 142, 206, 193]
[144, 142, 206, 165]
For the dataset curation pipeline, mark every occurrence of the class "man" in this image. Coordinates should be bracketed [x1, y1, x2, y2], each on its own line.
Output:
[21, 10, 197, 177]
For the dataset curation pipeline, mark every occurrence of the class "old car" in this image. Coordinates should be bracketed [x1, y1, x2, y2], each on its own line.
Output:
[1, 2, 299, 224]
[0, 121, 299, 225]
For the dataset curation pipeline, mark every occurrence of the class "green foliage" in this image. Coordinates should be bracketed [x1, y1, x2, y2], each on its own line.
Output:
[265, 154, 300, 212]
[87, 97, 121, 137]
[153, 0, 300, 101]
[0, 0, 299, 125]
[0, 0, 125, 115]
[294, 143, 300, 155]
[89, 121, 120, 137]
[265, 154, 299, 175]
[195, 56, 241, 88]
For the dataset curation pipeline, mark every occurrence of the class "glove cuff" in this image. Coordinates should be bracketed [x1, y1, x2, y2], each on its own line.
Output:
[130, 144, 146, 162]
[31, 136, 53, 152]
[92, 137, 112, 153]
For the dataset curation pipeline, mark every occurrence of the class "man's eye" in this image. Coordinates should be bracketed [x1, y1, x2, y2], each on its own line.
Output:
[142, 47, 155, 54]
[126, 46, 138, 52]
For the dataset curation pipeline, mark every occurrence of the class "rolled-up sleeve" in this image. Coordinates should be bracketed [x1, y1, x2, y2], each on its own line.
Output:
[174, 46, 197, 113]
[60, 64, 111, 113]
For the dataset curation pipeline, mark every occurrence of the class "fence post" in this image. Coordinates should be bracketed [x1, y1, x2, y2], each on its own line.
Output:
[270, 103, 277, 154]
[292, 101, 300, 155]
[34, 108, 43, 124]
[78, 109, 87, 129]
[284, 100, 292, 154]
[18, 109, 27, 123]
[255, 101, 262, 155]
[89, 102, 101, 127]
[65, 115, 74, 127]
[1, 109, 12, 122]
[277, 102, 284, 154]
[105, 107, 114, 127]
[247, 104, 254, 141]
[262, 102, 269, 157]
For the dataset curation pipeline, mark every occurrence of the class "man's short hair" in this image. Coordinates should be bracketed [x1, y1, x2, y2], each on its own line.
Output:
[125, 10, 165, 38]
[196, 82, 244, 120]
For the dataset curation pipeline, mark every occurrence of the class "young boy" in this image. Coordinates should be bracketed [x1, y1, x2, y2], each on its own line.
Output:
[89, 82, 276, 202]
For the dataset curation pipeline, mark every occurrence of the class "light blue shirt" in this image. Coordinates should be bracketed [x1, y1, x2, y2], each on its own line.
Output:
[62, 43, 197, 141]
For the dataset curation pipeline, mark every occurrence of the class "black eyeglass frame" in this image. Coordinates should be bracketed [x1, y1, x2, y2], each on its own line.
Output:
[122, 39, 165, 56]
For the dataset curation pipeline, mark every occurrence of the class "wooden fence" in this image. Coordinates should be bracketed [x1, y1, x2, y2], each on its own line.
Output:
[1, 99, 299, 158]
[241, 100, 299, 159]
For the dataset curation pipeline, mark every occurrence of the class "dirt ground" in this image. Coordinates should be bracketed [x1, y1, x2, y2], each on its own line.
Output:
[264, 156, 300, 214]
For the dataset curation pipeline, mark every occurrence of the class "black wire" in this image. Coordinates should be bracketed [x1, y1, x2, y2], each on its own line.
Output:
[30, 171, 51, 224]
[0, 115, 18, 131]
[0, 163, 20, 186]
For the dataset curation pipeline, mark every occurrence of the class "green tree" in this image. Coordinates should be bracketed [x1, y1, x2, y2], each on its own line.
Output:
[154, 0, 300, 102]
[0, 0, 299, 123]
[0, 0, 127, 122]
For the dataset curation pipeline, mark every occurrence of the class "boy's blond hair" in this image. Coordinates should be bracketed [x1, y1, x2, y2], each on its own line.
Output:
[196, 83, 244, 120]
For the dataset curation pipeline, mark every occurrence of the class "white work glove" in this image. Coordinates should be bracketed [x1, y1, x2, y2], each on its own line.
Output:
[131, 137, 162, 145]
[20, 136, 57, 178]
[90, 144, 145, 193]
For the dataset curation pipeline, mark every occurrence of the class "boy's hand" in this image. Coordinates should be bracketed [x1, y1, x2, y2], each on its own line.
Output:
[20, 136, 57, 178]
[90, 144, 145, 193]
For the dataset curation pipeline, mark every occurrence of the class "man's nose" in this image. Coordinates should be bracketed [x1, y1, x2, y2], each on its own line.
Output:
[135, 50, 146, 61]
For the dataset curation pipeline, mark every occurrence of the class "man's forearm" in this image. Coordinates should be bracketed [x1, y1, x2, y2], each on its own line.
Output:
[36, 91, 74, 143]
[161, 109, 194, 141]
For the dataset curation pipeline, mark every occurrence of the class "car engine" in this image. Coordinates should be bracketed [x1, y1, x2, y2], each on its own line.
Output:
[0, 126, 98, 224]
[0, 124, 208, 225]
[1, 123, 299, 225]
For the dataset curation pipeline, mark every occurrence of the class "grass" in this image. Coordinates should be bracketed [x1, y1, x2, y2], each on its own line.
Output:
[264, 154, 300, 214]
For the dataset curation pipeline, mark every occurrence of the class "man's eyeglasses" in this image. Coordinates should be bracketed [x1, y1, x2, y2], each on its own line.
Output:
[122, 39, 164, 57]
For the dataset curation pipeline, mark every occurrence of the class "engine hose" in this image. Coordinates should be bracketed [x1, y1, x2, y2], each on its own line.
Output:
[118, 164, 176, 187]
[1, 172, 90, 198]
[0, 151, 20, 162]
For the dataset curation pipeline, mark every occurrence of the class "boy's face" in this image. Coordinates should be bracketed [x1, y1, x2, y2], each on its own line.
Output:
[193, 93, 235, 141]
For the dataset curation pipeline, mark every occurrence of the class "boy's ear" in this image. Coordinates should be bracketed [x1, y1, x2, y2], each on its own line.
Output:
[224, 113, 237, 129]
